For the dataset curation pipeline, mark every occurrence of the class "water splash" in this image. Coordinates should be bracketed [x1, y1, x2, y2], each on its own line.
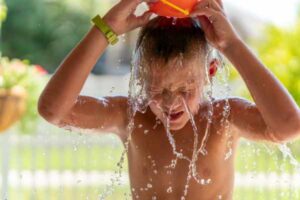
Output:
[99, 43, 153, 199]
[165, 110, 191, 161]
[198, 48, 215, 156]
[278, 143, 300, 170]
[98, 24, 235, 199]
[99, 116, 135, 200]
[98, 16, 300, 200]
[204, 48, 232, 160]
[172, 17, 177, 25]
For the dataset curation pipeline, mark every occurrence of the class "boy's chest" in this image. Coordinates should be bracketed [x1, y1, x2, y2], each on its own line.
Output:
[127, 121, 237, 189]
[128, 118, 235, 162]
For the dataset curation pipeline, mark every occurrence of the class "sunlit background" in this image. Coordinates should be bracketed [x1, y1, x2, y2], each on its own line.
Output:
[1, 0, 300, 199]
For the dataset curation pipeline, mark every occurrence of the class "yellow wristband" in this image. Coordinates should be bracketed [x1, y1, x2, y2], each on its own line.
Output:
[91, 15, 119, 45]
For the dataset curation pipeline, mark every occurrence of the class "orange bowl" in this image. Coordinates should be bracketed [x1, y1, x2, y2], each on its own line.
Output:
[148, 0, 198, 18]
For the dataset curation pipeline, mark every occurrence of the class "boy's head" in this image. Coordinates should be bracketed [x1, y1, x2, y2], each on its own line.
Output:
[133, 17, 218, 131]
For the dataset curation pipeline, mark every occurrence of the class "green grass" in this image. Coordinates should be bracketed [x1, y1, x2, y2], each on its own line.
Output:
[234, 188, 300, 200]
[235, 141, 300, 173]
[8, 186, 130, 200]
[7, 141, 300, 173]
[7, 186, 300, 200]
[9, 145, 127, 171]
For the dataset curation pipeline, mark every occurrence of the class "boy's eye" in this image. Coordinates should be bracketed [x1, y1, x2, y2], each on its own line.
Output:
[180, 88, 193, 92]
[150, 90, 161, 93]
[180, 88, 195, 95]
[150, 90, 162, 96]
[180, 90, 191, 95]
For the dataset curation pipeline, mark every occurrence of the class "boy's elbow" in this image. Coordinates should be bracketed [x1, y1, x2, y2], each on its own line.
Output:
[38, 99, 61, 125]
[284, 112, 300, 142]
[271, 118, 300, 143]
[287, 116, 300, 142]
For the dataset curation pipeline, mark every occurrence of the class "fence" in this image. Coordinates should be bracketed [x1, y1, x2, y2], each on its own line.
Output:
[1, 120, 300, 200]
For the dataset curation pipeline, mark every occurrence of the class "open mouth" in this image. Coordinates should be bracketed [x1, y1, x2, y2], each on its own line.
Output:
[165, 111, 184, 121]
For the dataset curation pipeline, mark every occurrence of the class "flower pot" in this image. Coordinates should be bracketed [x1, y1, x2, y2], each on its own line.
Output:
[0, 86, 27, 133]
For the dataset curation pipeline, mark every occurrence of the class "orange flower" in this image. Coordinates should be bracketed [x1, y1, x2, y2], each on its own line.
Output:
[34, 65, 48, 75]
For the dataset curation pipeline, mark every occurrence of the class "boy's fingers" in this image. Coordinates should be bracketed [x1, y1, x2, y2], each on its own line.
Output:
[133, 10, 153, 28]
[190, 7, 220, 22]
[119, 0, 141, 14]
[123, 0, 140, 7]
[123, 0, 157, 9]
[215, 0, 224, 9]
[192, 0, 224, 15]
[197, 16, 210, 31]
[197, 16, 214, 37]
[120, 0, 158, 15]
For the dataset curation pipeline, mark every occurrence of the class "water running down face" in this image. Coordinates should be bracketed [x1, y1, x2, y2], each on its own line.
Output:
[131, 16, 218, 130]
[147, 56, 217, 131]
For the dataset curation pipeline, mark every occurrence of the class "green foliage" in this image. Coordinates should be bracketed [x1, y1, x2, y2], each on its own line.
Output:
[0, 0, 7, 22]
[2, 0, 90, 73]
[255, 15, 300, 106]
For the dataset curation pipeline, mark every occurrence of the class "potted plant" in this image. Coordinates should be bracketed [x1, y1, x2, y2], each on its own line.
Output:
[0, 57, 47, 134]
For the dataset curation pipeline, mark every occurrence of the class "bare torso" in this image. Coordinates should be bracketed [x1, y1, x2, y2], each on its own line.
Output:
[125, 103, 240, 200]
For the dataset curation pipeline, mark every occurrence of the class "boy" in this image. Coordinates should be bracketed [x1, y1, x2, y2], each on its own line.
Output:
[38, 0, 300, 199]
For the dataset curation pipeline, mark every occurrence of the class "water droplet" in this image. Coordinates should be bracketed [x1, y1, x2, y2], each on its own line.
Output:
[224, 148, 232, 160]
[167, 186, 173, 193]
[109, 87, 115, 93]
[172, 17, 177, 25]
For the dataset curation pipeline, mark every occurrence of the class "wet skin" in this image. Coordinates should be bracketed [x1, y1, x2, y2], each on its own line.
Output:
[123, 58, 237, 200]
[126, 99, 238, 200]
[49, 58, 276, 200]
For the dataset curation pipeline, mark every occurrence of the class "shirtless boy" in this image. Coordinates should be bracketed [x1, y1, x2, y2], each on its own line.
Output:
[38, 0, 300, 199]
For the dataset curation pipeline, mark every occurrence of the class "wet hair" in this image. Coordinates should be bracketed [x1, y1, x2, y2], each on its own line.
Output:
[135, 16, 209, 65]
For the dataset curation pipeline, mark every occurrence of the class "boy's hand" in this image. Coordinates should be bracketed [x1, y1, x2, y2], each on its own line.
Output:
[190, 0, 240, 52]
[103, 0, 157, 35]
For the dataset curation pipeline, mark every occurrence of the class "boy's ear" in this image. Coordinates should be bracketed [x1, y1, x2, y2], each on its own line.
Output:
[209, 59, 219, 77]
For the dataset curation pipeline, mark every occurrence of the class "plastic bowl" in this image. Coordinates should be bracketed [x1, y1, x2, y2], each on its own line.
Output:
[148, 0, 198, 18]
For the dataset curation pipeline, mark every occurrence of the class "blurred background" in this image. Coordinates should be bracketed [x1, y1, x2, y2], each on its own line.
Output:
[0, 0, 300, 199]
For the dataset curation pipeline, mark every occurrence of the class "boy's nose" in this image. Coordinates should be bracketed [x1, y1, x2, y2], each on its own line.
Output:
[162, 93, 182, 111]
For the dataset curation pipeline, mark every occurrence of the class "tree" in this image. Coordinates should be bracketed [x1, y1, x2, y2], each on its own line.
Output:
[2, 0, 90, 73]
[255, 11, 300, 106]
[0, 0, 6, 23]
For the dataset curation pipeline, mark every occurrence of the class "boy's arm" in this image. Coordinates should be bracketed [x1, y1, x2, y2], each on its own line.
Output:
[56, 96, 129, 140]
[38, 0, 155, 139]
[222, 98, 285, 143]
[224, 41, 300, 143]
[191, 0, 300, 142]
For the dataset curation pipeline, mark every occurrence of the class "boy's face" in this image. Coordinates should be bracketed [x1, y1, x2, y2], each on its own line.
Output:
[147, 57, 206, 131]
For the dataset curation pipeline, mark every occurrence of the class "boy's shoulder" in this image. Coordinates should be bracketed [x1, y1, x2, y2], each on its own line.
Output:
[198, 97, 255, 121]
[103, 95, 128, 107]
[212, 96, 254, 108]
[195, 97, 256, 139]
